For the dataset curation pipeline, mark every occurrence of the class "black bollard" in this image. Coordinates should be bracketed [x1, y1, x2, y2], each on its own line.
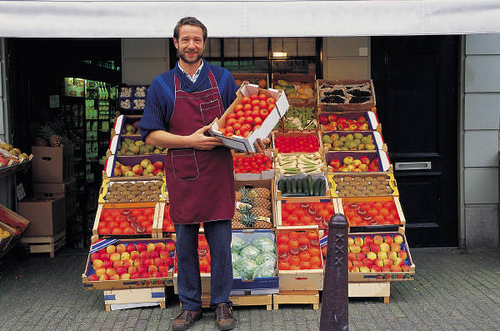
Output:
[319, 213, 348, 331]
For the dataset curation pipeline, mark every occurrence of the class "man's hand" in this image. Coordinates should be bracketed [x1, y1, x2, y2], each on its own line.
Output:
[188, 125, 224, 150]
[253, 137, 270, 154]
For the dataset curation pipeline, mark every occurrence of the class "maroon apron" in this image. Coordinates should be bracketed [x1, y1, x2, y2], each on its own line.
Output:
[165, 70, 235, 224]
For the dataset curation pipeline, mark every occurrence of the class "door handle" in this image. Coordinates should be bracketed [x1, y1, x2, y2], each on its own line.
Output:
[394, 161, 431, 171]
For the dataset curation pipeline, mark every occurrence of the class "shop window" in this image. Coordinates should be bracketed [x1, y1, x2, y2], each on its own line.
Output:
[205, 37, 321, 77]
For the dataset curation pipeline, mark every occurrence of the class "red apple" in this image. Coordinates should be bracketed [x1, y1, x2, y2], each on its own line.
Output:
[99, 274, 110, 281]
[132, 164, 143, 175]
[153, 161, 164, 169]
[120, 273, 131, 280]
[398, 251, 408, 260]
[106, 268, 117, 277]
[140, 272, 150, 279]
[394, 234, 404, 244]
[148, 265, 158, 274]
[136, 243, 147, 252]
[391, 243, 401, 253]
[363, 236, 374, 246]
[402, 265, 411, 272]
[152, 271, 162, 278]
[362, 258, 374, 268]
[99, 252, 110, 261]
[373, 235, 384, 245]
[161, 271, 169, 277]
[130, 251, 140, 260]
[149, 251, 159, 260]
[95, 268, 106, 277]
[92, 259, 104, 270]
[159, 250, 170, 259]
[146, 243, 156, 252]
[371, 266, 382, 273]
[390, 265, 402, 272]
[158, 265, 169, 274]
[106, 245, 116, 254]
[143, 258, 153, 266]
[329, 159, 341, 169]
[128, 266, 137, 274]
[164, 257, 174, 267]
[102, 260, 113, 269]
[116, 244, 126, 254]
[130, 272, 140, 279]
[154, 257, 163, 267]
[112, 260, 124, 268]
[88, 274, 99, 281]
[140, 251, 150, 260]
[90, 253, 100, 262]
[116, 266, 128, 276]
[126, 244, 136, 253]
[361, 245, 371, 254]
[370, 244, 380, 254]
[381, 266, 391, 273]
[360, 156, 370, 165]
[384, 235, 393, 245]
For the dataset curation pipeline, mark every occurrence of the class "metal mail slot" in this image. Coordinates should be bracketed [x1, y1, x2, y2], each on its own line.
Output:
[395, 161, 432, 171]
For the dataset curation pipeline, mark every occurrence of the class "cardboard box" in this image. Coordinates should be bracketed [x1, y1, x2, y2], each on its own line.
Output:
[272, 73, 316, 105]
[31, 146, 74, 183]
[82, 237, 175, 291]
[328, 173, 399, 198]
[232, 73, 269, 89]
[103, 154, 165, 179]
[91, 203, 162, 243]
[33, 178, 77, 216]
[321, 228, 415, 282]
[233, 150, 274, 181]
[334, 196, 406, 232]
[0, 204, 30, 239]
[209, 82, 289, 153]
[322, 130, 385, 153]
[18, 198, 66, 237]
[325, 149, 392, 173]
[316, 79, 376, 112]
[276, 226, 325, 291]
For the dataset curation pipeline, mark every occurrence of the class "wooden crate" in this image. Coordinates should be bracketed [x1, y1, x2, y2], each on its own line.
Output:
[349, 282, 391, 304]
[104, 287, 166, 311]
[200, 293, 273, 310]
[20, 230, 65, 258]
[273, 290, 319, 310]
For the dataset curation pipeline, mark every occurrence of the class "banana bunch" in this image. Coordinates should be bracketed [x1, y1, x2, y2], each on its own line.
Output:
[275, 152, 324, 175]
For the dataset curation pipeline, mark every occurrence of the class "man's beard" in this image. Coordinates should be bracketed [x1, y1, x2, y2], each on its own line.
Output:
[178, 49, 203, 64]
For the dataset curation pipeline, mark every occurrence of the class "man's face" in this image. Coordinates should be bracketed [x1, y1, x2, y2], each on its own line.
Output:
[174, 25, 206, 64]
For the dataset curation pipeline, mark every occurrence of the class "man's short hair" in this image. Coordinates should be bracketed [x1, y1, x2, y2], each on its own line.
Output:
[173, 17, 208, 42]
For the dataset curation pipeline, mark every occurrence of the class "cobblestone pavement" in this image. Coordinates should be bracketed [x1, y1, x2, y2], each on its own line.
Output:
[0, 247, 499, 331]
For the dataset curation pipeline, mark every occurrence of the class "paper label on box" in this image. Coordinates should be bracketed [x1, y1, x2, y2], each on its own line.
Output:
[16, 183, 26, 201]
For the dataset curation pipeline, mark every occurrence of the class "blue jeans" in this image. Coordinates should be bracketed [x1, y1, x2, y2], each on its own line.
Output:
[174, 220, 233, 310]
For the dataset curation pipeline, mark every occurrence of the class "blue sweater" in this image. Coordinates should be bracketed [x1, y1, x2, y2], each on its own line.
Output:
[138, 60, 238, 141]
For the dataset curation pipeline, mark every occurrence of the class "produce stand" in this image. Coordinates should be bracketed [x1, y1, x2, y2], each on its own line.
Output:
[82, 75, 415, 310]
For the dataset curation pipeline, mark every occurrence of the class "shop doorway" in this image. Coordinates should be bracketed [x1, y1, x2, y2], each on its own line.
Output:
[371, 36, 459, 247]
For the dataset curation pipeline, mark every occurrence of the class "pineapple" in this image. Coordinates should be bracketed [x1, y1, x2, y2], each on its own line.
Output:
[232, 210, 245, 229]
[251, 207, 272, 218]
[36, 123, 67, 147]
[255, 220, 272, 228]
[250, 187, 271, 200]
[49, 134, 66, 147]
[240, 212, 257, 228]
[252, 198, 271, 210]
[34, 136, 49, 147]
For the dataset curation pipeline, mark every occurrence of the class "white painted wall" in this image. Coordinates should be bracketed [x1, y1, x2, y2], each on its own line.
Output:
[463, 34, 500, 248]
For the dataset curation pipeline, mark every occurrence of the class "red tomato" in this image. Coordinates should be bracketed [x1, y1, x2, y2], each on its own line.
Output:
[259, 100, 268, 109]
[267, 97, 276, 104]
[241, 96, 251, 105]
[259, 108, 269, 119]
[258, 93, 267, 101]
[226, 118, 237, 126]
[250, 94, 259, 101]
[233, 105, 243, 113]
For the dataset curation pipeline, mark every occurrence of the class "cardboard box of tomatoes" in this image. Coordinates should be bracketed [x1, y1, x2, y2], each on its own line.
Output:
[333, 196, 406, 232]
[209, 81, 289, 153]
[91, 203, 163, 243]
[276, 226, 325, 291]
[233, 150, 274, 181]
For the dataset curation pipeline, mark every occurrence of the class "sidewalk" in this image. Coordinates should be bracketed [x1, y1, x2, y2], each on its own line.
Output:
[0, 247, 499, 331]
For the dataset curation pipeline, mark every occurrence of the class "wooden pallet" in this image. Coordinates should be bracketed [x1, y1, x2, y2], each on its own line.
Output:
[348, 282, 391, 304]
[20, 230, 65, 258]
[273, 290, 319, 310]
[198, 293, 273, 310]
[104, 287, 166, 311]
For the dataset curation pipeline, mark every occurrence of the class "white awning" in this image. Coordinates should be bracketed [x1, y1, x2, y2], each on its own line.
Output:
[1, 0, 500, 38]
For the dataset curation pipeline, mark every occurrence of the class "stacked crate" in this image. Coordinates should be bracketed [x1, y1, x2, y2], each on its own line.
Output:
[81, 113, 173, 310]
[317, 79, 415, 303]
[18, 145, 75, 256]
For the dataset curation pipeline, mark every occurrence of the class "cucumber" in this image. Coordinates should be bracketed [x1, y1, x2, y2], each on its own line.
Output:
[313, 178, 321, 196]
[285, 178, 292, 194]
[291, 178, 297, 193]
[278, 179, 285, 193]
[302, 178, 310, 195]
[296, 177, 303, 194]
[307, 175, 314, 196]
[319, 177, 326, 196]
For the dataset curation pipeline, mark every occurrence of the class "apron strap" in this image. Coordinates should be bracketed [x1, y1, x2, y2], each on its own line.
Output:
[208, 70, 217, 89]
[174, 74, 182, 93]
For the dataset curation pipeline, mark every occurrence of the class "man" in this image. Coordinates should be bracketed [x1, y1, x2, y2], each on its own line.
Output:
[138, 17, 265, 331]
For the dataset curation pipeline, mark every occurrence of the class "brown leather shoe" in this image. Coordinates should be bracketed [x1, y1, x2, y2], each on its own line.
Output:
[172, 309, 203, 331]
[215, 303, 236, 330]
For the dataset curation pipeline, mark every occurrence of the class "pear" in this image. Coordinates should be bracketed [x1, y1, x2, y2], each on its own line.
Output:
[323, 135, 332, 144]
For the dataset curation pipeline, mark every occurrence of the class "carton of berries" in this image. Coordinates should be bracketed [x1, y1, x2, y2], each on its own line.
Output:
[209, 81, 289, 153]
